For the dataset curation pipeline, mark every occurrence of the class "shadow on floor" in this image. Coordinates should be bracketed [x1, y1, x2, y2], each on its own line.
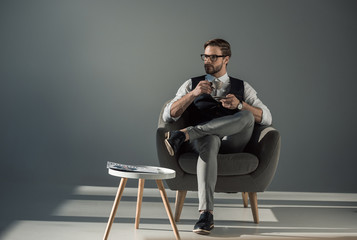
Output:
[0, 181, 76, 234]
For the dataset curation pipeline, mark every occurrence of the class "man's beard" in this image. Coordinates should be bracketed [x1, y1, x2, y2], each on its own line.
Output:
[204, 62, 223, 75]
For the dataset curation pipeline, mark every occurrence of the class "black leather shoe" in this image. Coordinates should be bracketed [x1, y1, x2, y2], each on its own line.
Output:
[164, 130, 185, 156]
[193, 211, 214, 235]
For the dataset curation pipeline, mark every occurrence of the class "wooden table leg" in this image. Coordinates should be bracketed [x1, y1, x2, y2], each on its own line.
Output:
[103, 178, 128, 240]
[156, 180, 181, 240]
[135, 178, 145, 229]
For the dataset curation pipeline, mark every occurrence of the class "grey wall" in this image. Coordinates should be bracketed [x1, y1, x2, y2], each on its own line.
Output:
[1, 0, 356, 192]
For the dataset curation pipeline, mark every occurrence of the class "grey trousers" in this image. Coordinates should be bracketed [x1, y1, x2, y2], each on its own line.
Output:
[186, 110, 255, 211]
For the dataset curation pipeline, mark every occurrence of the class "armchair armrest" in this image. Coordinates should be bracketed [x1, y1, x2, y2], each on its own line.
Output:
[245, 124, 281, 190]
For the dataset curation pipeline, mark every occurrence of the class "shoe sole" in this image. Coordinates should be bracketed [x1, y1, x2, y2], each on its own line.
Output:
[193, 225, 214, 235]
[164, 132, 175, 156]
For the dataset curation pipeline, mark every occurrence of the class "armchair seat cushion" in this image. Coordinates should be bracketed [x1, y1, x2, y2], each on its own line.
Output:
[178, 152, 259, 176]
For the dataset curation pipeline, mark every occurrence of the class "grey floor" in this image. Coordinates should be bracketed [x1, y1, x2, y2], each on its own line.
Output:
[1, 181, 357, 240]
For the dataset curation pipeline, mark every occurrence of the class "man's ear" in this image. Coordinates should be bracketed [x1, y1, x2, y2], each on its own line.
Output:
[224, 56, 230, 65]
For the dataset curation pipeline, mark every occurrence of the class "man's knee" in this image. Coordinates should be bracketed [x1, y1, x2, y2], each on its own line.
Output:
[205, 135, 221, 148]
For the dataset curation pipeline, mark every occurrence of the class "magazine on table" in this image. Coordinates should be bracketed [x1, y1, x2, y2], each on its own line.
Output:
[107, 161, 160, 174]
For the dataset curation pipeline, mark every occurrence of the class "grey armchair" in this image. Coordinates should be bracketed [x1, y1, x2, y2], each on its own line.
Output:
[156, 101, 281, 223]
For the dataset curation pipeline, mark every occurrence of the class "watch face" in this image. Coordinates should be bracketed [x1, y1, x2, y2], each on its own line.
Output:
[238, 103, 242, 110]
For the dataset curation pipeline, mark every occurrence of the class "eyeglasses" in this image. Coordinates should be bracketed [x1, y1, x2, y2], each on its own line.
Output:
[200, 54, 226, 62]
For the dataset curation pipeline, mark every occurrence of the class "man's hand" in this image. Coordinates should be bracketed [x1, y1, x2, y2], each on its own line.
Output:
[170, 80, 212, 118]
[220, 94, 239, 109]
[191, 80, 213, 97]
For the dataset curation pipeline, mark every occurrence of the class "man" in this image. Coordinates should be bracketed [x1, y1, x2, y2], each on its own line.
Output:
[162, 39, 272, 234]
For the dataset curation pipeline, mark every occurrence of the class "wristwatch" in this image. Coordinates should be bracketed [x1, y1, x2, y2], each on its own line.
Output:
[237, 101, 243, 110]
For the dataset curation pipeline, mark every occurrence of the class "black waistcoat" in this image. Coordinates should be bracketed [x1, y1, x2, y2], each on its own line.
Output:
[186, 75, 245, 125]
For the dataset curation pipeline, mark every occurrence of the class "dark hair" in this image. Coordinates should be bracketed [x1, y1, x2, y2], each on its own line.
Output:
[204, 39, 231, 57]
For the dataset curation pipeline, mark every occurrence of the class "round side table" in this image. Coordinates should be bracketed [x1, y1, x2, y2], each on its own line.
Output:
[103, 165, 180, 240]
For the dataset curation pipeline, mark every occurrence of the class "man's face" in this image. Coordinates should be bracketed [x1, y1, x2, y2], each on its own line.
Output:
[203, 46, 229, 77]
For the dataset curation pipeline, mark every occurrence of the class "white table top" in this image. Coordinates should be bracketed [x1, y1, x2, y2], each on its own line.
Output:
[108, 165, 176, 180]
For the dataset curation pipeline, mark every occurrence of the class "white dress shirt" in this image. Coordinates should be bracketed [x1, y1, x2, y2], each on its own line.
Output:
[163, 73, 272, 126]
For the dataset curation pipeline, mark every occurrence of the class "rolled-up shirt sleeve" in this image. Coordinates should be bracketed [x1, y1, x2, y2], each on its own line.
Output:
[162, 79, 192, 122]
[243, 82, 272, 126]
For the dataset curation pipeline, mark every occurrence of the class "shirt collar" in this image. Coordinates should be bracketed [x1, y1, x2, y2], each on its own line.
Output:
[205, 73, 229, 83]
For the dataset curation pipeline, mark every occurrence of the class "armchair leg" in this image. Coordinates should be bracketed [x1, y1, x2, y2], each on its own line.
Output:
[174, 190, 187, 222]
[248, 192, 259, 224]
[242, 192, 249, 208]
